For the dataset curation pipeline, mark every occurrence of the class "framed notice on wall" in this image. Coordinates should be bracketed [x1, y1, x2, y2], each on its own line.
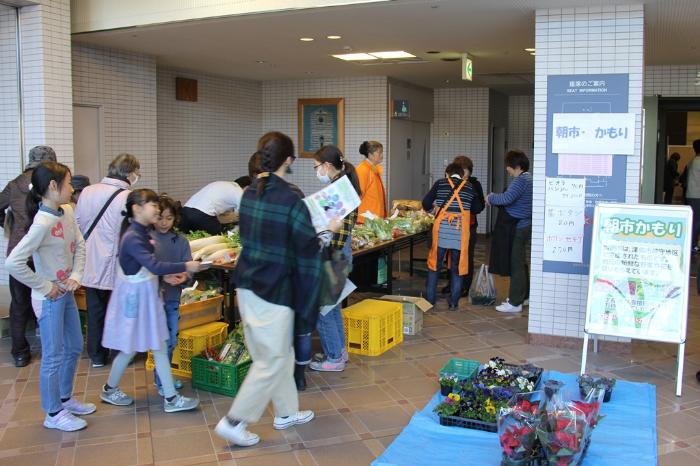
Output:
[581, 202, 691, 395]
[297, 98, 345, 158]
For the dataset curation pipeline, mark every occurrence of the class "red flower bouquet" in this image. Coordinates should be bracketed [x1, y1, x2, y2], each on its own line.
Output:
[497, 395, 541, 465]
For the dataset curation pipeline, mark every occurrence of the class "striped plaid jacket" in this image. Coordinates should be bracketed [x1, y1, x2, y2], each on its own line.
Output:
[234, 174, 322, 321]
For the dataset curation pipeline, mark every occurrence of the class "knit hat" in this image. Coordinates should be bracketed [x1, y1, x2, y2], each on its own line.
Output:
[71, 175, 91, 192]
[26, 146, 57, 169]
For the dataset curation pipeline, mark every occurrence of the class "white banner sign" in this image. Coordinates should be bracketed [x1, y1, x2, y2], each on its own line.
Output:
[543, 177, 586, 263]
[551, 113, 636, 155]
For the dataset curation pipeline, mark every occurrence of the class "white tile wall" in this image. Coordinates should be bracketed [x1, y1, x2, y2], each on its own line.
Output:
[529, 5, 645, 340]
[0, 6, 20, 283]
[645, 65, 700, 97]
[72, 44, 158, 190]
[1, 0, 73, 284]
[157, 67, 261, 202]
[431, 88, 490, 233]
[508, 95, 535, 159]
[20, 0, 74, 168]
[262, 77, 388, 197]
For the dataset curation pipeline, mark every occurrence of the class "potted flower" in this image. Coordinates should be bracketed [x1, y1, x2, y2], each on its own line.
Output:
[434, 392, 461, 417]
[577, 375, 616, 402]
[438, 374, 459, 396]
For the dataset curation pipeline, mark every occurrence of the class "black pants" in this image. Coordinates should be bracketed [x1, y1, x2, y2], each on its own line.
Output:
[180, 207, 222, 235]
[664, 188, 674, 204]
[86, 287, 112, 364]
[9, 274, 35, 358]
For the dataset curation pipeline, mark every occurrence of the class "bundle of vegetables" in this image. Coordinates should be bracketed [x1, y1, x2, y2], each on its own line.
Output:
[202, 326, 251, 366]
[188, 229, 241, 264]
[365, 218, 393, 242]
[389, 217, 416, 236]
[180, 287, 221, 305]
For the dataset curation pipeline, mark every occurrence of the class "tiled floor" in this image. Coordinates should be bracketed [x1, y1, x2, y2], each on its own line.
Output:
[0, 242, 699, 465]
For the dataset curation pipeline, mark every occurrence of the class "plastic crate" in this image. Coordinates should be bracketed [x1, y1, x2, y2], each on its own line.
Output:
[439, 358, 480, 382]
[191, 348, 252, 397]
[146, 321, 228, 377]
[438, 414, 497, 432]
[179, 295, 223, 331]
[342, 299, 403, 356]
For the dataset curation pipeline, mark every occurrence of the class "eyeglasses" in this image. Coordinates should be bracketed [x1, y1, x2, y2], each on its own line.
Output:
[313, 164, 323, 171]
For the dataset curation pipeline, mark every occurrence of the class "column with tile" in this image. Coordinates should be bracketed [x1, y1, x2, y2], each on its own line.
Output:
[528, 5, 644, 346]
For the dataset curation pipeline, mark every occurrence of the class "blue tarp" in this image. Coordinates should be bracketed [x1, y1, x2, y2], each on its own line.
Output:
[373, 370, 657, 466]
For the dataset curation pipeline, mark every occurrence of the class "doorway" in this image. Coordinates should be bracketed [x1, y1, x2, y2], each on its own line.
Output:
[388, 120, 431, 205]
[655, 98, 700, 204]
[72, 104, 103, 184]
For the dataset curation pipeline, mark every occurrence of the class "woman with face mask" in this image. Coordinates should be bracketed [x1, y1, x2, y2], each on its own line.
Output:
[355, 141, 386, 223]
[306, 146, 361, 375]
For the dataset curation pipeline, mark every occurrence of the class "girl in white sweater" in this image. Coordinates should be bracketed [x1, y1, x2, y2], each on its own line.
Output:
[6, 161, 93, 432]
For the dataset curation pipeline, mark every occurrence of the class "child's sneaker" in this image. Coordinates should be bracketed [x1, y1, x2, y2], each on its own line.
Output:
[44, 409, 87, 432]
[273, 410, 314, 430]
[62, 398, 96, 415]
[155, 379, 184, 397]
[100, 386, 134, 406]
[164, 394, 199, 413]
[309, 357, 345, 372]
[215, 417, 260, 447]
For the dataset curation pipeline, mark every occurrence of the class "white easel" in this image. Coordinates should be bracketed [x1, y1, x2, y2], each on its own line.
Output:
[580, 203, 691, 397]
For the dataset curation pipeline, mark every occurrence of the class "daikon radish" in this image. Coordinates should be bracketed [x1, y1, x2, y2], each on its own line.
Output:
[193, 242, 230, 260]
[189, 235, 226, 252]
[206, 248, 239, 263]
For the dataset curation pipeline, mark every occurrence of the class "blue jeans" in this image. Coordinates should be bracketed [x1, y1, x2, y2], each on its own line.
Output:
[154, 300, 179, 387]
[317, 241, 352, 360]
[317, 305, 345, 360]
[36, 293, 83, 414]
[426, 247, 463, 307]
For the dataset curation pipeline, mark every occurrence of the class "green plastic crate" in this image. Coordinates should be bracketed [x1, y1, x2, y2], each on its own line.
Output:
[191, 352, 252, 397]
[439, 358, 480, 382]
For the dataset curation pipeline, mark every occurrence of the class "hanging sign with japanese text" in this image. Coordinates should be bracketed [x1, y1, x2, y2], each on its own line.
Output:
[544, 74, 630, 275]
[585, 203, 690, 344]
[552, 113, 636, 155]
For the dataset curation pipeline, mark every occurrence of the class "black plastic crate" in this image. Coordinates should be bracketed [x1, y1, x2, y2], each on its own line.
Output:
[438, 414, 497, 432]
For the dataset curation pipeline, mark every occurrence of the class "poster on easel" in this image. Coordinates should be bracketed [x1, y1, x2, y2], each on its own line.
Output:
[582, 203, 691, 395]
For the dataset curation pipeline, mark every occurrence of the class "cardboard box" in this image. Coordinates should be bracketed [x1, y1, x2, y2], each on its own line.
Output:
[380, 295, 432, 335]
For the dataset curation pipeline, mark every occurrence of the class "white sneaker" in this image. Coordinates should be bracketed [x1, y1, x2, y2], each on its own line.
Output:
[523, 299, 529, 306]
[100, 386, 134, 406]
[496, 302, 522, 313]
[164, 394, 199, 413]
[62, 398, 96, 416]
[273, 410, 315, 430]
[43, 409, 87, 432]
[215, 417, 260, 447]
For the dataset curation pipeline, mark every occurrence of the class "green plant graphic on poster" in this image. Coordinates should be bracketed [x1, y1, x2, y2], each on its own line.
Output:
[587, 211, 686, 342]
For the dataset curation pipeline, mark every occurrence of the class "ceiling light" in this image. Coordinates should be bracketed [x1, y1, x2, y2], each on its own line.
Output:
[426, 51, 441, 54]
[327, 35, 342, 40]
[256, 60, 266, 64]
[530, 52, 536, 56]
[369, 51, 416, 59]
[299, 37, 314, 42]
[525, 48, 536, 52]
[332, 53, 377, 61]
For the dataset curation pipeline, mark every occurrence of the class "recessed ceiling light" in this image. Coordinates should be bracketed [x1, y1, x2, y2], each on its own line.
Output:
[530, 52, 536, 56]
[256, 60, 266, 64]
[299, 37, 314, 42]
[369, 51, 416, 59]
[327, 35, 342, 40]
[441, 57, 460, 62]
[525, 48, 536, 52]
[426, 51, 441, 54]
[332, 53, 377, 61]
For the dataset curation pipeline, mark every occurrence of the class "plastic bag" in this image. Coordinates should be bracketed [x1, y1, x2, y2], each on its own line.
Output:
[470, 264, 496, 305]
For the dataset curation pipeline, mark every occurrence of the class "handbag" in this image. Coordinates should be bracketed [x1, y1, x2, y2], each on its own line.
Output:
[470, 264, 496, 305]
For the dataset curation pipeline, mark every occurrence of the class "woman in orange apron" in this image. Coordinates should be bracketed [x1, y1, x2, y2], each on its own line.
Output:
[422, 163, 482, 311]
[356, 141, 386, 223]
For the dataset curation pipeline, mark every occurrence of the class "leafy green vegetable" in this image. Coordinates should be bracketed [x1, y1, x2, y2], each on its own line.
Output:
[185, 230, 210, 241]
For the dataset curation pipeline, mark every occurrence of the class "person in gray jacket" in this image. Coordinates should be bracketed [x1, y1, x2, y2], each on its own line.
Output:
[0, 146, 57, 367]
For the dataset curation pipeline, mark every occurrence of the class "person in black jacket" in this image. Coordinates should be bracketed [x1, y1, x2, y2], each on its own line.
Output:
[440, 156, 485, 297]
[664, 153, 680, 204]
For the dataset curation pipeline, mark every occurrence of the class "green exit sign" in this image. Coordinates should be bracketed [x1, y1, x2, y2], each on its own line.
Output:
[462, 54, 473, 81]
